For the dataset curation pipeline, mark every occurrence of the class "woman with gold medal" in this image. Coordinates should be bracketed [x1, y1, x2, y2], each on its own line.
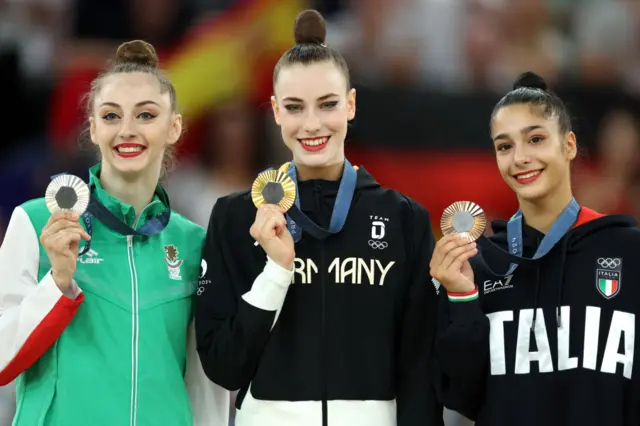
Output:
[195, 9, 444, 426]
[430, 72, 640, 426]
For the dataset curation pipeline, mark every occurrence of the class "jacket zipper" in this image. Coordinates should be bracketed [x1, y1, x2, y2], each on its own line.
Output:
[127, 216, 141, 426]
[321, 243, 327, 426]
[313, 180, 328, 426]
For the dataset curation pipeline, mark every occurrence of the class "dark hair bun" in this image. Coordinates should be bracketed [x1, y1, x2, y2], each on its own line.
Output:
[513, 71, 547, 91]
[294, 9, 326, 45]
[115, 40, 159, 68]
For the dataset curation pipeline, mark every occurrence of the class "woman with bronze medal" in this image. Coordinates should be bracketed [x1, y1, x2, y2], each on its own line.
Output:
[196, 9, 443, 426]
[431, 72, 640, 426]
[0, 41, 229, 425]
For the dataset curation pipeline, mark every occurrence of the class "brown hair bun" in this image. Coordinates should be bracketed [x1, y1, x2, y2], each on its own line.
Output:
[294, 10, 327, 45]
[115, 40, 159, 68]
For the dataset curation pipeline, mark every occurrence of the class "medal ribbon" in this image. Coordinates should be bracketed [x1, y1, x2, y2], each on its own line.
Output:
[284, 159, 357, 242]
[478, 197, 580, 276]
[50, 174, 171, 255]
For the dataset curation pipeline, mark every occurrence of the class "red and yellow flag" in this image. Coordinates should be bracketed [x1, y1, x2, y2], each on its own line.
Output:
[165, 0, 307, 118]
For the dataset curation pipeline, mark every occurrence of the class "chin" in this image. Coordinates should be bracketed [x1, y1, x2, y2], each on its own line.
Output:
[513, 184, 549, 203]
[292, 146, 339, 169]
[107, 155, 153, 177]
[295, 155, 337, 169]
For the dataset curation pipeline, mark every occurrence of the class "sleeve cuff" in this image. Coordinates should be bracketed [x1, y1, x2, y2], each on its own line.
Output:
[43, 271, 82, 300]
[447, 286, 479, 303]
[241, 257, 293, 312]
[63, 281, 82, 300]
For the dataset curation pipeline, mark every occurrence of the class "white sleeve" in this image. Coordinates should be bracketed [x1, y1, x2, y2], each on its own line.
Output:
[241, 257, 292, 311]
[184, 321, 230, 425]
[0, 207, 83, 385]
[241, 257, 293, 329]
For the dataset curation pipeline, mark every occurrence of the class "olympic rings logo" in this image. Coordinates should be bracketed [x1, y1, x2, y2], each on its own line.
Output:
[368, 240, 388, 250]
[597, 258, 621, 269]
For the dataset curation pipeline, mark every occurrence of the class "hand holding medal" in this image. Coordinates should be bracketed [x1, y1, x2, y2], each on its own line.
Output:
[250, 168, 297, 270]
[42, 174, 92, 292]
[429, 201, 486, 294]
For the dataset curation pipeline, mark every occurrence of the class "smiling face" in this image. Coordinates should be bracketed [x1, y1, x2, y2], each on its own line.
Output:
[89, 72, 182, 179]
[491, 103, 577, 203]
[271, 61, 355, 174]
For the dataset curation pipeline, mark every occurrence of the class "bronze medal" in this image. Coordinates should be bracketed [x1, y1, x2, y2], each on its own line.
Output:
[440, 201, 486, 242]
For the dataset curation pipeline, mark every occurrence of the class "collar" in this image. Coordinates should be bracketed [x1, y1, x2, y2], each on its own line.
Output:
[88, 164, 169, 227]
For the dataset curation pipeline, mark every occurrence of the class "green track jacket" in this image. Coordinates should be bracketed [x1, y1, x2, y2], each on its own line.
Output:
[0, 165, 229, 425]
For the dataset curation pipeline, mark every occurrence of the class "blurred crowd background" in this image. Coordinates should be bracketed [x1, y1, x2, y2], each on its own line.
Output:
[1, 0, 639, 425]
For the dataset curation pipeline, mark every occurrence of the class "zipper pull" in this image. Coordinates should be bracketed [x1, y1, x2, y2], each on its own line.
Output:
[127, 235, 133, 248]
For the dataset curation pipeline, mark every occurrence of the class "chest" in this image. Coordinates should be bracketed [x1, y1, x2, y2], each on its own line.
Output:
[238, 204, 411, 298]
[474, 252, 639, 380]
[476, 251, 637, 312]
[39, 231, 198, 314]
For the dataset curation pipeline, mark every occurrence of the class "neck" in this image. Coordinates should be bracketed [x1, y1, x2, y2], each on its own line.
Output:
[295, 159, 345, 181]
[517, 182, 574, 234]
[99, 163, 159, 215]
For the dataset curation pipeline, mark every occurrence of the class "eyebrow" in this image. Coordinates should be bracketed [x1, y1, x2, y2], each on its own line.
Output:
[282, 93, 339, 102]
[99, 100, 161, 108]
[493, 125, 546, 142]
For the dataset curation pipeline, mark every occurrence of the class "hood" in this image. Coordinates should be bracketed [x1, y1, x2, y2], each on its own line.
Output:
[296, 165, 380, 229]
[488, 207, 637, 255]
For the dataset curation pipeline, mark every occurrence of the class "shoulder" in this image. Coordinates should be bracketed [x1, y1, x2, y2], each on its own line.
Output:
[16, 198, 50, 235]
[573, 214, 640, 249]
[1, 202, 44, 258]
[366, 186, 431, 225]
[207, 189, 254, 232]
[19, 197, 48, 220]
[168, 209, 206, 241]
[589, 224, 640, 251]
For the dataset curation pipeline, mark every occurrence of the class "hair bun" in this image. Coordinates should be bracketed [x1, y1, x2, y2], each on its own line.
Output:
[513, 71, 547, 91]
[115, 40, 159, 68]
[294, 9, 327, 45]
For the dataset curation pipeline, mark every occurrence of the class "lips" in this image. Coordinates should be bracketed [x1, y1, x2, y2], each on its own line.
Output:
[298, 136, 329, 152]
[513, 169, 543, 184]
[113, 143, 146, 158]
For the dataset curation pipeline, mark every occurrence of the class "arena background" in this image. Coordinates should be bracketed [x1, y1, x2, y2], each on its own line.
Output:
[1, 0, 639, 425]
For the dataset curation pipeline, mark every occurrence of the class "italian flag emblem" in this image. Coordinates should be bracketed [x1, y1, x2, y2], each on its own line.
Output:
[596, 267, 621, 299]
[598, 278, 618, 297]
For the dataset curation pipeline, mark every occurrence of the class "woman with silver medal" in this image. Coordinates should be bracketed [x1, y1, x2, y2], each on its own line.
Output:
[0, 40, 229, 426]
[430, 72, 640, 426]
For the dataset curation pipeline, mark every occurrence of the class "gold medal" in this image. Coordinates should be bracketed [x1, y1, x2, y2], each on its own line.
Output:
[440, 201, 486, 242]
[45, 174, 90, 215]
[251, 169, 297, 211]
